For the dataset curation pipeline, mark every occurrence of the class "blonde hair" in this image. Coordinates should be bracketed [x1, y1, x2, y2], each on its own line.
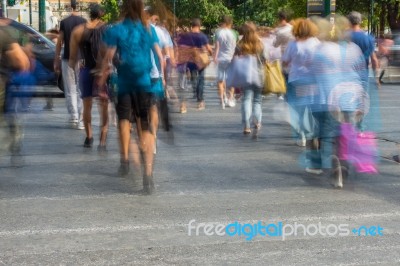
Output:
[238, 22, 263, 55]
[292, 18, 318, 39]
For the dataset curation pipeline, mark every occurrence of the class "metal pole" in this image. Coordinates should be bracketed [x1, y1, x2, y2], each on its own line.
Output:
[243, 0, 246, 22]
[39, 0, 45, 32]
[1, 0, 7, 17]
[371, 0, 374, 35]
[324, 0, 330, 17]
[29, 0, 32, 26]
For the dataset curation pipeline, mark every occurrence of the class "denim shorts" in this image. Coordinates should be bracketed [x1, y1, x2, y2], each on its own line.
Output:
[217, 61, 230, 82]
[79, 67, 95, 98]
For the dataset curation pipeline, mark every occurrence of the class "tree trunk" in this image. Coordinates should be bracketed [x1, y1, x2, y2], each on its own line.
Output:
[387, 1, 400, 33]
[379, 5, 386, 36]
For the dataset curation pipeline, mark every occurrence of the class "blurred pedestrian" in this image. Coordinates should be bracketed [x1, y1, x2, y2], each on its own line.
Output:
[273, 10, 294, 100]
[347, 11, 379, 83]
[69, 3, 109, 149]
[376, 33, 394, 84]
[54, 0, 86, 130]
[187, 18, 212, 110]
[0, 18, 30, 162]
[98, 0, 162, 194]
[236, 22, 266, 136]
[43, 28, 60, 111]
[309, 17, 368, 188]
[214, 15, 237, 109]
[282, 18, 320, 148]
[258, 26, 281, 62]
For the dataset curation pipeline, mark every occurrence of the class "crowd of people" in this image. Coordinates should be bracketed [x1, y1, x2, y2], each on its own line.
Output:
[0, 0, 394, 194]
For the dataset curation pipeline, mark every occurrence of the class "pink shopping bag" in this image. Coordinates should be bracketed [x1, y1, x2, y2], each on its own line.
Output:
[339, 123, 378, 174]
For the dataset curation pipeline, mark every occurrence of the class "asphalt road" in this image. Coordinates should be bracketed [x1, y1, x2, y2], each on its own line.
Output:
[0, 76, 399, 265]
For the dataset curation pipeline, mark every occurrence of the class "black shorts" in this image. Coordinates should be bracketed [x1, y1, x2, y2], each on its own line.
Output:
[116, 91, 156, 130]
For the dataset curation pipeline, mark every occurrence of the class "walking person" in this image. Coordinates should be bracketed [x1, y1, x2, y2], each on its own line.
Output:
[273, 10, 294, 100]
[43, 28, 60, 111]
[69, 3, 109, 149]
[236, 22, 266, 136]
[282, 18, 320, 148]
[54, 0, 86, 130]
[187, 18, 212, 110]
[0, 18, 30, 161]
[347, 11, 379, 82]
[214, 15, 237, 109]
[309, 17, 368, 188]
[98, 0, 164, 194]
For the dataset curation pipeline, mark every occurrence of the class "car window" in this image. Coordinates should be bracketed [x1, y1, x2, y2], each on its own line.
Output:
[7, 25, 51, 51]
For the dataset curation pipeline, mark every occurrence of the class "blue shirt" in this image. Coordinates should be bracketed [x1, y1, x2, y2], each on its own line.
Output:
[350, 31, 375, 68]
[103, 19, 156, 94]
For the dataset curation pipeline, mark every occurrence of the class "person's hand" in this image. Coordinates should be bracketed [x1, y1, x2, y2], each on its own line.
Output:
[54, 57, 61, 74]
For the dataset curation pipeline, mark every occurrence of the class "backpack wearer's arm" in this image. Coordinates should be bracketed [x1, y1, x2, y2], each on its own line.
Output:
[6, 43, 30, 71]
[69, 25, 83, 68]
[97, 47, 117, 87]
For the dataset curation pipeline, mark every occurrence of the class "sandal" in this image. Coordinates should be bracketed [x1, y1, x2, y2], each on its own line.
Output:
[243, 128, 251, 135]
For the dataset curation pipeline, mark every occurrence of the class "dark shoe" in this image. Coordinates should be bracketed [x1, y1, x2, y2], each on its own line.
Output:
[83, 137, 94, 148]
[118, 160, 130, 176]
[43, 104, 53, 111]
[143, 175, 155, 195]
[393, 155, 400, 163]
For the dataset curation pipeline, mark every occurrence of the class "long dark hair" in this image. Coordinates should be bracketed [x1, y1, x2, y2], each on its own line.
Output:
[119, 0, 147, 26]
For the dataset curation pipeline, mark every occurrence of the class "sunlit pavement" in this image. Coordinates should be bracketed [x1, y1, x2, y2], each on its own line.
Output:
[0, 73, 399, 265]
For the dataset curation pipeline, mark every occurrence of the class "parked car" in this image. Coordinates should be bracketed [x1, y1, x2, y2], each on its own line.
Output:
[1, 18, 64, 97]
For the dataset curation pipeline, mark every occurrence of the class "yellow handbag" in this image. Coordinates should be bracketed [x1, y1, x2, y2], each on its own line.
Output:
[193, 48, 210, 70]
[263, 60, 287, 94]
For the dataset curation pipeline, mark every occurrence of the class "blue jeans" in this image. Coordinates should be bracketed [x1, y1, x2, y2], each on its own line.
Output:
[241, 86, 262, 129]
[190, 68, 205, 102]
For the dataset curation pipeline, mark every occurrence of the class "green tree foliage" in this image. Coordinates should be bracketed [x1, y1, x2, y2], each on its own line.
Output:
[336, 0, 400, 33]
[225, 0, 306, 26]
[100, 0, 399, 33]
[160, 0, 231, 31]
[101, 0, 119, 23]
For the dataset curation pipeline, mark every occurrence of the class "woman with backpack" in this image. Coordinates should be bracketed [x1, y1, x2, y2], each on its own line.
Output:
[69, 3, 109, 150]
[97, 0, 164, 195]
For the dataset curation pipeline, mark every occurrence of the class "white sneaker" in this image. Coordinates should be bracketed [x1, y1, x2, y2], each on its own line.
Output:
[296, 133, 306, 147]
[68, 118, 78, 124]
[305, 168, 323, 175]
[296, 138, 306, 147]
[278, 95, 285, 100]
[74, 121, 84, 130]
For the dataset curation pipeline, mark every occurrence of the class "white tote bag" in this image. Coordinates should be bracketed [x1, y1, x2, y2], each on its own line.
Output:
[226, 55, 263, 89]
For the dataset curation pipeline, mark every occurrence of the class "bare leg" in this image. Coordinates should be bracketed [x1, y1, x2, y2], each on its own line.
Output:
[83, 97, 93, 141]
[97, 98, 109, 146]
[119, 119, 130, 162]
[217, 81, 225, 108]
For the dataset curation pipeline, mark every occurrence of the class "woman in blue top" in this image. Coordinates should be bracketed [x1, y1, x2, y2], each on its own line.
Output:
[98, 0, 164, 195]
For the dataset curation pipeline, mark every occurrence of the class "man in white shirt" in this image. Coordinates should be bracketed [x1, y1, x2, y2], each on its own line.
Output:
[213, 15, 237, 109]
[273, 10, 294, 100]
